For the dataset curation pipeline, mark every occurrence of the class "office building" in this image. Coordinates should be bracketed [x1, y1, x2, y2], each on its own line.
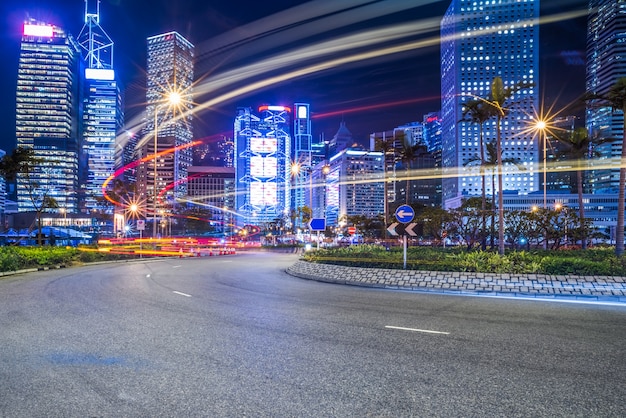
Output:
[292, 103, 312, 223]
[16, 21, 82, 213]
[234, 105, 292, 227]
[139, 31, 194, 220]
[187, 166, 236, 235]
[440, 0, 539, 209]
[586, 0, 626, 193]
[321, 146, 384, 227]
[77, 0, 123, 213]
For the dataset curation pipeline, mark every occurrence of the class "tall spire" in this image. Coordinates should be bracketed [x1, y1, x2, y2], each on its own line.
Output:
[77, 0, 114, 69]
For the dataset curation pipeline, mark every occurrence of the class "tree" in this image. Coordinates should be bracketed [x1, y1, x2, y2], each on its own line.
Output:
[416, 207, 454, 245]
[0, 147, 58, 246]
[487, 77, 534, 255]
[482, 140, 525, 249]
[459, 99, 496, 250]
[398, 138, 427, 204]
[584, 77, 626, 255]
[553, 127, 611, 249]
[450, 197, 484, 251]
[374, 134, 397, 233]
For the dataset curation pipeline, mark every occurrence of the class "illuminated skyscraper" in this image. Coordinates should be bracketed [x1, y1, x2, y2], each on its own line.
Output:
[586, 0, 626, 193]
[234, 106, 291, 227]
[138, 31, 194, 220]
[15, 21, 82, 213]
[440, 0, 539, 209]
[292, 103, 312, 222]
[77, 0, 123, 213]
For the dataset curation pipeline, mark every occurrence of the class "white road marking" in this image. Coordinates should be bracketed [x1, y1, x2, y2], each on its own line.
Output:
[172, 265, 181, 268]
[173, 291, 191, 297]
[385, 325, 450, 335]
[146, 274, 151, 278]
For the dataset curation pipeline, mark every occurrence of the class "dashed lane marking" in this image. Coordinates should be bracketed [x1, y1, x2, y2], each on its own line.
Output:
[173, 291, 192, 297]
[385, 325, 450, 335]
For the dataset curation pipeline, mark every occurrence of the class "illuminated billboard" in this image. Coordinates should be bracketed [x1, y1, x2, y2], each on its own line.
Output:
[85, 68, 115, 80]
[23, 24, 54, 38]
[250, 156, 277, 178]
[250, 182, 277, 206]
[250, 137, 277, 154]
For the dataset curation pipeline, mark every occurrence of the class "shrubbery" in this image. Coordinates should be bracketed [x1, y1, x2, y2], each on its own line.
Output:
[0, 246, 134, 273]
[303, 245, 626, 276]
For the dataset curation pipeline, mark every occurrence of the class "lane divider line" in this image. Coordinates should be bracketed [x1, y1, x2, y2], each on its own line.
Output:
[173, 291, 192, 297]
[385, 325, 450, 335]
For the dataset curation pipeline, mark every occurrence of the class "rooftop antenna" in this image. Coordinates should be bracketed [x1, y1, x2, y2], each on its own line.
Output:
[77, 0, 114, 69]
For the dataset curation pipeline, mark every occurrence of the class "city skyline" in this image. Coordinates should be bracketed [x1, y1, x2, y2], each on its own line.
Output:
[1, 0, 588, 154]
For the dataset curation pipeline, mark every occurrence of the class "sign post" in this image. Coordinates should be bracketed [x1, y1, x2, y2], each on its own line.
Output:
[395, 205, 415, 269]
[308, 218, 326, 250]
[136, 219, 145, 258]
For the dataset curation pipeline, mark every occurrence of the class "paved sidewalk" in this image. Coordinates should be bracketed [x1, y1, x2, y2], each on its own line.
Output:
[286, 260, 626, 304]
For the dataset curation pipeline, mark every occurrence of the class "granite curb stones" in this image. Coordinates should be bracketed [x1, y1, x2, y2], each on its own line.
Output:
[286, 260, 626, 303]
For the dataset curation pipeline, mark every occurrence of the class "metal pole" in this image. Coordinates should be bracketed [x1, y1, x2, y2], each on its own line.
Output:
[153, 108, 158, 238]
[543, 131, 547, 209]
[403, 234, 407, 269]
[139, 229, 143, 258]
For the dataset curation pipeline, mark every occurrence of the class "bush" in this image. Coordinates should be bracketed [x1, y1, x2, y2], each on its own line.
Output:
[303, 245, 626, 277]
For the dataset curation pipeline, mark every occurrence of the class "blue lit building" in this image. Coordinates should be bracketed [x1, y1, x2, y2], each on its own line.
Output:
[292, 103, 312, 224]
[234, 105, 292, 227]
[440, 0, 539, 209]
[77, 0, 123, 214]
[586, 0, 626, 193]
[16, 21, 82, 213]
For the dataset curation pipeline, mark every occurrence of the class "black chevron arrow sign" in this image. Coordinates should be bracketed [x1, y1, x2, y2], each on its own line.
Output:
[387, 223, 418, 237]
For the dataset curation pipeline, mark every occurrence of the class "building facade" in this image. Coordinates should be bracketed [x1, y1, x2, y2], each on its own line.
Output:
[139, 31, 194, 227]
[321, 147, 384, 227]
[440, 0, 540, 209]
[292, 103, 312, 224]
[234, 106, 292, 227]
[586, 0, 626, 193]
[16, 21, 82, 213]
[187, 166, 236, 235]
[77, 1, 123, 214]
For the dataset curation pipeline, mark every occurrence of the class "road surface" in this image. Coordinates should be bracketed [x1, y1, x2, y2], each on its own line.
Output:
[1, 252, 624, 417]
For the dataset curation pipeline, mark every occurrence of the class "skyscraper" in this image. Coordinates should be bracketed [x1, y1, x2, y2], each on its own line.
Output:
[139, 31, 194, 227]
[586, 0, 626, 193]
[16, 21, 82, 213]
[77, 0, 123, 214]
[440, 0, 539, 209]
[234, 105, 291, 227]
[292, 103, 312, 222]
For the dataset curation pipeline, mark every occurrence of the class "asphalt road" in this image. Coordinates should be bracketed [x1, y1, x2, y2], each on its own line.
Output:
[1, 252, 625, 417]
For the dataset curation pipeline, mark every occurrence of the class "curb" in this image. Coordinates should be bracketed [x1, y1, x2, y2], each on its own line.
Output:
[286, 260, 626, 304]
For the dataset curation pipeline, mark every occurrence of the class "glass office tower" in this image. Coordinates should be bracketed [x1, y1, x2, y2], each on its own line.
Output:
[77, 0, 123, 213]
[139, 31, 194, 217]
[586, 0, 626, 193]
[440, 0, 539, 209]
[16, 21, 82, 213]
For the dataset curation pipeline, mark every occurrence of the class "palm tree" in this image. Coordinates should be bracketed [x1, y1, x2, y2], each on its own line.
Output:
[483, 140, 525, 249]
[374, 134, 396, 230]
[459, 99, 496, 250]
[399, 137, 427, 204]
[488, 77, 534, 255]
[553, 127, 612, 249]
[584, 77, 626, 255]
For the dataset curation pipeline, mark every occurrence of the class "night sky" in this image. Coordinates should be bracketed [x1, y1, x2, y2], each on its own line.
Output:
[0, 0, 588, 153]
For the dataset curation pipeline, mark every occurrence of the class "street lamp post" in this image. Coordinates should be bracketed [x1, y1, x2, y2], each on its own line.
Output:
[152, 91, 182, 238]
[535, 120, 548, 210]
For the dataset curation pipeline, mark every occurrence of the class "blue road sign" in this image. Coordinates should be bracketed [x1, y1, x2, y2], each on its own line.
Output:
[309, 218, 326, 231]
[395, 205, 415, 223]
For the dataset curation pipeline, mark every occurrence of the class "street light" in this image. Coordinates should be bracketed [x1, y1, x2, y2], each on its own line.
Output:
[535, 119, 548, 209]
[152, 91, 182, 238]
